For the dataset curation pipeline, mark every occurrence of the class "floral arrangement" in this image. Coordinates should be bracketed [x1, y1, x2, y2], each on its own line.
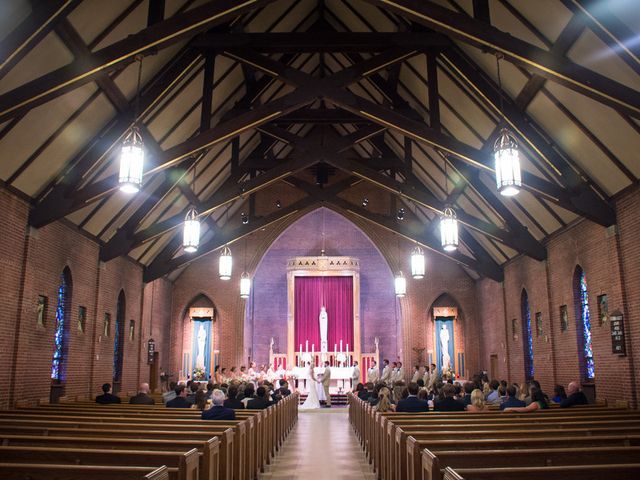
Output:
[193, 366, 206, 380]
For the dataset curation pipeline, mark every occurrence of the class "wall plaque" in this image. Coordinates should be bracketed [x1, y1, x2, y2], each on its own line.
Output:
[610, 311, 626, 356]
[147, 338, 156, 364]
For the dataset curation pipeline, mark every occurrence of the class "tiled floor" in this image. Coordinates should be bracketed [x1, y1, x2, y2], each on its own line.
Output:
[260, 408, 376, 479]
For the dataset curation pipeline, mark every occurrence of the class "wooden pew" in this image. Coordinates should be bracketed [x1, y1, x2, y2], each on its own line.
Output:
[442, 464, 640, 480]
[0, 463, 172, 480]
[0, 432, 224, 480]
[0, 446, 198, 480]
[423, 446, 640, 480]
[407, 435, 640, 480]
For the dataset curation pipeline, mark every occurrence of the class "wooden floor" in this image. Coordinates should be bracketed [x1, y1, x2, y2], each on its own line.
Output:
[260, 409, 375, 479]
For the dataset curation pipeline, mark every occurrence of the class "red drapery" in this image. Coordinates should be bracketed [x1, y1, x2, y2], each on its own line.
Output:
[294, 276, 354, 351]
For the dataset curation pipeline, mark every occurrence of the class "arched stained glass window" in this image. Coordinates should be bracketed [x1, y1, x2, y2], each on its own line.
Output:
[521, 289, 534, 381]
[51, 268, 72, 381]
[574, 267, 595, 380]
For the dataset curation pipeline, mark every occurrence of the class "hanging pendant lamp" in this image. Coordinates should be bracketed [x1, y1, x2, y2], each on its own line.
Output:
[240, 272, 251, 299]
[410, 245, 425, 279]
[494, 128, 521, 196]
[493, 53, 521, 197]
[183, 206, 200, 253]
[119, 56, 144, 193]
[219, 245, 232, 280]
[440, 207, 459, 252]
[394, 271, 407, 297]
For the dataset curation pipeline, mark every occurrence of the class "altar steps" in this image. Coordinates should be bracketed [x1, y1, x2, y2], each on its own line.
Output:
[298, 393, 349, 406]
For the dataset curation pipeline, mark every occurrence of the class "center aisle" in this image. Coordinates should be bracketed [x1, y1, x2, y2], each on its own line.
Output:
[260, 408, 376, 479]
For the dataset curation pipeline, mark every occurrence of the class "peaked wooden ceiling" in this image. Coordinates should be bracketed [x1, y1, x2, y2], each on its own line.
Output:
[0, 0, 638, 283]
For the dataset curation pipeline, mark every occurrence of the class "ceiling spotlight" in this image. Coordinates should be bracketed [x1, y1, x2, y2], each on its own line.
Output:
[396, 208, 405, 221]
[275, 200, 281, 209]
[362, 197, 369, 207]
[241, 213, 248, 225]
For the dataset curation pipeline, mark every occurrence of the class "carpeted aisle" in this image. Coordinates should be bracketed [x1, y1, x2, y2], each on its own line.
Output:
[260, 409, 376, 479]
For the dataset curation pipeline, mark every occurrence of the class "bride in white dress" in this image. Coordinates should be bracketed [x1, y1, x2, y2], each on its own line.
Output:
[299, 362, 321, 410]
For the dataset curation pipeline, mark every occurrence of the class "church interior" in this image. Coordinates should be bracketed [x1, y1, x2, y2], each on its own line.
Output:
[0, 0, 639, 478]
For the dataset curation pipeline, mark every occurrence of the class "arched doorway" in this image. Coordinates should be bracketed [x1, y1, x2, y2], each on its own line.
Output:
[112, 290, 126, 394]
[50, 267, 72, 403]
[181, 294, 217, 381]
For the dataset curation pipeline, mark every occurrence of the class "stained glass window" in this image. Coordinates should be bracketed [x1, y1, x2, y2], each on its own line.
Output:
[576, 268, 595, 380]
[51, 270, 71, 380]
[113, 291, 126, 383]
[521, 289, 534, 381]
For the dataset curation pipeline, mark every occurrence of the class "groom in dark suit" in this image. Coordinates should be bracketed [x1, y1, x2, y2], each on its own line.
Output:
[396, 383, 429, 412]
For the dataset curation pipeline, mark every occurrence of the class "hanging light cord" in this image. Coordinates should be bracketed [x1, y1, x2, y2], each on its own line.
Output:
[495, 52, 505, 120]
[134, 55, 143, 124]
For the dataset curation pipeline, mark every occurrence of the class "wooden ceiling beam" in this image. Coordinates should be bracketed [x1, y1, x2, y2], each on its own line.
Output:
[364, 0, 640, 117]
[440, 47, 616, 226]
[0, 0, 81, 81]
[324, 154, 546, 260]
[193, 31, 450, 52]
[143, 194, 316, 282]
[0, 0, 276, 122]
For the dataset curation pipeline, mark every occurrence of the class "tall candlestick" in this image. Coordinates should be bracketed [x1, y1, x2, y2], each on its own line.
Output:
[306, 340, 309, 353]
[346, 344, 349, 366]
[340, 339, 343, 352]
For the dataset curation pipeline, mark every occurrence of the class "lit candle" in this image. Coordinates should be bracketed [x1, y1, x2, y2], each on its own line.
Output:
[346, 344, 349, 366]
[340, 340, 343, 353]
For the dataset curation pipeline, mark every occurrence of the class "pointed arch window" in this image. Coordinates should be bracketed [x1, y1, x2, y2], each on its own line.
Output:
[521, 289, 534, 381]
[113, 291, 126, 384]
[574, 267, 595, 380]
[51, 268, 72, 381]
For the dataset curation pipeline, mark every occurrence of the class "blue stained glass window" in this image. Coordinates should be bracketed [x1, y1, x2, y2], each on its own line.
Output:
[113, 291, 125, 383]
[578, 269, 595, 379]
[51, 270, 70, 380]
[521, 290, 534, 381]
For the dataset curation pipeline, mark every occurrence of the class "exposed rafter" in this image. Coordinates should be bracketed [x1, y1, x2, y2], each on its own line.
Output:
[363, 0, 640, 117]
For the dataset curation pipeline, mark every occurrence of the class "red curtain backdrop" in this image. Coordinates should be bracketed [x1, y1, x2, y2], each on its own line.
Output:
[294, 276, 354, 351]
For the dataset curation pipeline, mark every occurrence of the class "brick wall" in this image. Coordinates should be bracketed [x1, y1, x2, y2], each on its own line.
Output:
[0, 186, 148, 407]
[476, 186, 640, 405]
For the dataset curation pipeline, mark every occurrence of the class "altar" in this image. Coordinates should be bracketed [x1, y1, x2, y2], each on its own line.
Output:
[268, 255, 380, 385]
[292, 366, 356, 393]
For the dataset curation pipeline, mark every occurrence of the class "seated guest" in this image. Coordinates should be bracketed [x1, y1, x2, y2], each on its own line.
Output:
[241, 384, 256, 407]
[368, 384, 383, 406]
[485, 379, 500, 404]
[434, 383, 465, 412]
[202, 390, 236, 420]
[466, 389, 491, 413]
[359, 383, 373, 401]
[247, 386, 272, 409]
[96, 383, 120, 404]
[374, 387, 395, 412]
[531, 380, 550, 403]
[560, 381, 589, 408]
[500, 385, 526, 410]
[162, 381, 177, 404]
[396, 382, 429, 413]
[191, 390, 207, 411]
[186, 382, 199, 405]
[129, 382, 155, 405]
[224, 386, 245, 409]
[166, 385, 191, 408]
[504, 386, 548, 412]
[205, 382, 215, 400]
[552, 384, 568, 403]
[461, 382, 474, 406]
[276, 379, 291, 397]
[353, 383, 365, 398]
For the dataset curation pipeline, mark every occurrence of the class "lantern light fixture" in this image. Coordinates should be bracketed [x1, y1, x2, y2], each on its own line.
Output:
[440, 207, 459, 252]
[240, 271, 251, 299]
[219, 245, 232, 280]
[182, 206, 200, 253]
[118, 56, 145, 194]
[394, 271, 407, 297]
[494, 128, 521, 196]
[410, 245, 425, 279]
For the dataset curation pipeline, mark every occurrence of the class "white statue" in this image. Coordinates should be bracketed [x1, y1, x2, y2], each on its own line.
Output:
[319, 306, 328, 353]
[440, 324, 451, 370]
[196, 323, 207, 369]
